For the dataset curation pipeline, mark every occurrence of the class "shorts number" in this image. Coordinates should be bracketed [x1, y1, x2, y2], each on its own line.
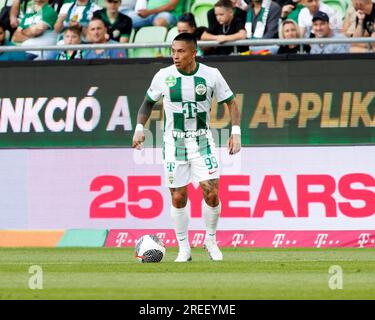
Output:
[205, 156, 218, 170]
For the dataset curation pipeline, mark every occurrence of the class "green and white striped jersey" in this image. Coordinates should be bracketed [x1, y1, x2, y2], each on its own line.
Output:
[146, 63, 234, 162]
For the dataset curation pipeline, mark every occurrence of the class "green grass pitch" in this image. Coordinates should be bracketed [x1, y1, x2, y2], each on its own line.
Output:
[1, 247, 375, 300]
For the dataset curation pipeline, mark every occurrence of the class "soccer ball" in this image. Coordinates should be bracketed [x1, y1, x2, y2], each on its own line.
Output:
[135, 235, 166, 263]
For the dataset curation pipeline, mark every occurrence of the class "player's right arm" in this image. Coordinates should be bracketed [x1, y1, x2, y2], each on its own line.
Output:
[132, 71, 163, 150]
[132, 98, 156, 149]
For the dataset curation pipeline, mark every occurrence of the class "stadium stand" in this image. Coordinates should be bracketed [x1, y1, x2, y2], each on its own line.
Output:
[190, 0, 217, 27]
[161, 25, 178, 56]
[128, 25, 168, 57]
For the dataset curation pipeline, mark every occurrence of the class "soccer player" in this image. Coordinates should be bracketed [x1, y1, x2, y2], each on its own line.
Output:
[132, 33, 241, 262]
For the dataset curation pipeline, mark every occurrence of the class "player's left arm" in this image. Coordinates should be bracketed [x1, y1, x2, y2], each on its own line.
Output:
[226, 97, 241, 155]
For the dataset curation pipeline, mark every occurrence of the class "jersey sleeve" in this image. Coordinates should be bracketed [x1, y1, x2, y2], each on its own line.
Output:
[213, 69, 235, 104]
[146, 71, 163, 103]
[42, 7, 58, 29]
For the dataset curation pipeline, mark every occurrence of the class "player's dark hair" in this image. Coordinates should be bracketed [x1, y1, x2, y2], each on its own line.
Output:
[173, 32, 197, 48]
[0, 21, 5, 32]
[214, 0, 234, 9]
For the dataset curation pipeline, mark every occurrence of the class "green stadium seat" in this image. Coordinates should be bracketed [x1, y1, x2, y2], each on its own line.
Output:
[129, 28, 136, 43]
[322, 0, 350, 20]
[161, 26, 179, 57]
[190, 0, 216, 27]
[93, 0, 105, 8]
[128, 26, 168, 58]
[184, 0, 193, 12]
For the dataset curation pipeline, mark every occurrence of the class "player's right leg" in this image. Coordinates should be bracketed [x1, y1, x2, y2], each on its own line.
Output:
[164, 161, 192, 262]
[169, 186, 192, 262]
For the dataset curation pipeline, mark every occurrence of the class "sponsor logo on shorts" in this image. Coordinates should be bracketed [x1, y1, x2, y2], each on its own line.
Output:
[166, 162, 175, 172]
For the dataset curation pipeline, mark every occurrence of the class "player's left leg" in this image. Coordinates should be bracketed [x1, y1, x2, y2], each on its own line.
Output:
[200, 178, 223, 261]
[191, 153, 223, 261]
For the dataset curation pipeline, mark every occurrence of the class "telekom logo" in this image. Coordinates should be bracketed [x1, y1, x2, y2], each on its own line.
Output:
[115, 232, 128, 247]
[358, 233, 370, 248]
[192, 233, 205, 247]
[315, 234, 329, 248]
[232, 234, 244, 247]
[156, 232, 166, 240]
[272, 234, 285, 248]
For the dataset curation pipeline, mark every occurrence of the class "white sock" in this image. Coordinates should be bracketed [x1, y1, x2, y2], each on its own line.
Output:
[203, 201, 221, 242]
[171, 204, 190, 251]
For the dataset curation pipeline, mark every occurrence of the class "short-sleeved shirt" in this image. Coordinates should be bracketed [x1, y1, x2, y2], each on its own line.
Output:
[206, 7, 247, 55]
[146, 63, 234, 161]
[93, 9, 132, 42]
[310, 33, 350, 54]
[356, 3, 375, 35]
[59, 0, 101, 29]
[19, 4, 57, 29]
[147, 0, 184, 20]
[0, 40, 27, 60]
[298, 2, 342, 37]
[83, 40, 127, 59]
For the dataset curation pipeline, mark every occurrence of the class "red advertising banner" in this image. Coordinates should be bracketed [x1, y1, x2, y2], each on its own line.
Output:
[105, 229, 375, 248]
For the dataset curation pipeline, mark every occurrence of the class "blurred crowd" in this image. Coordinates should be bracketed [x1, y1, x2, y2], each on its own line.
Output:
[0, 0, 374, 60]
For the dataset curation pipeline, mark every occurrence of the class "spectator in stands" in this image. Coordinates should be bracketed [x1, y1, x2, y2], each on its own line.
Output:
[6, 0, 64, 37]
[298, 0, 342, 38]
[125, 0, 184, 28]
[207, 0, 247, 29]
[280, 0, 304, 24]
[277, 18, 310, 53]
[0, 21, 27, 60]
[93, 0, 132, 43]
[310, 11, 349, 54]
[46, 25, 84, 60]
[245, 0, 281, 54]
[233, 0, 249, 11]
[342, 0, 358, 37]
[177, 13, 204, 55]
[177, 12, 197, 34]
[12, 0, 58, 59]
[54, 0, 101, 36]
[83, 17, 127, 59]
[246, 0, 281, 39]
[350, 0, 375, 52]
[201, 0, 247, 55]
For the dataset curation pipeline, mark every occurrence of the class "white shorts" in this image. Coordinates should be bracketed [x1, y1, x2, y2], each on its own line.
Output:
[163, 154, 220, 188]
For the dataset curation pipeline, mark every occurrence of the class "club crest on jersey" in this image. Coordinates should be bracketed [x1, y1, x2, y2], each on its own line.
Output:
[165, 75, 177, 87]
[195, 83, 207, 96]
